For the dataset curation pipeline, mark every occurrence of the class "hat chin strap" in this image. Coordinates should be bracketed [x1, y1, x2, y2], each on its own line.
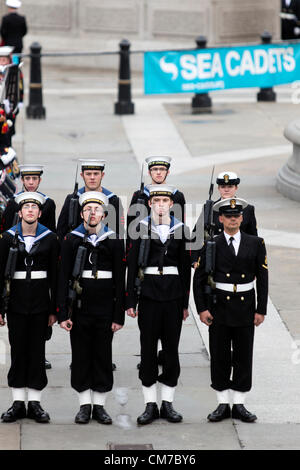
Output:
[24, 220, 36, 225]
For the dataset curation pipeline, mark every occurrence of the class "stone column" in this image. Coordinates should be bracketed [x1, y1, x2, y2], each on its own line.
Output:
[276, 120, 300, 202]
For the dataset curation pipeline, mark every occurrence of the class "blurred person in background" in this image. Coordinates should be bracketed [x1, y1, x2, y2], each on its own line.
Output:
[0, 0, 27, 55]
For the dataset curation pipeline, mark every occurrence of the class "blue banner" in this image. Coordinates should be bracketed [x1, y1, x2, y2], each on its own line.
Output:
[144, 43, 300, 94]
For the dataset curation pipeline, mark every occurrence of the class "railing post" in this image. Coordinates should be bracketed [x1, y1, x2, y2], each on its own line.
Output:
[114, 39, 134, 115]
[257, 31, 276, 102]
[191, 35, 212, 114]
[26, 42, 46, 119]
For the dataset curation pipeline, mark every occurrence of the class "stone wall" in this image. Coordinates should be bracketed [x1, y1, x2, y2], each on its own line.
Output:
[0, 0, 281, 69]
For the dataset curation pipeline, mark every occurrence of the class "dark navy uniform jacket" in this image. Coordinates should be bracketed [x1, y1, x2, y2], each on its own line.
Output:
[193, 232, 268, 327]
[0, 12, 27, 53]
[0, 222, 59, 316]
[57, 223, 125, 325]
[126, 216, 191, 310]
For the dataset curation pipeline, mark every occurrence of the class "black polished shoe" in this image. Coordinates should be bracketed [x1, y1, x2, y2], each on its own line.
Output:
[45, 359, 52, 370]
[137, 402, 159, 425]
[232, 404, 257, 422]
[1, 401, 27, 423]
[75, 404, 92, 424]
[27, 401, 50, 423]
[112, 363, 116, 371]
[207, 404, 231, 422]
[92, 405, 112, 424]
[160, 401, 183, 423]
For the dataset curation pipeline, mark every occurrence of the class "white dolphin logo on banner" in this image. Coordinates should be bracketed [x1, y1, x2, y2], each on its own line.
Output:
[159, 56, 178, 80]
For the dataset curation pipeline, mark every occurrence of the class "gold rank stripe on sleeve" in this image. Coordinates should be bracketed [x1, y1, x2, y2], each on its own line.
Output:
[262, 254, 268, 269]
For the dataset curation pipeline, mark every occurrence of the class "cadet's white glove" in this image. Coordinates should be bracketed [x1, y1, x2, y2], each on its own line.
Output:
[0, 147, 16, 166]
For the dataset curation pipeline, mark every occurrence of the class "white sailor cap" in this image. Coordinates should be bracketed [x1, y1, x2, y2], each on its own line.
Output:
[79, 159, 106, 171]
[19, 164, 44, 176]
[6, 0, 22, 8]
[79, 191, 108, 207]
[148, 184, 175, 199]
[15, 191, 45, 207]
[145, 156, 172, 169]
[216, 171, 240, 186]
[0, 46, 14, 57]
[213, 197, 248, 215]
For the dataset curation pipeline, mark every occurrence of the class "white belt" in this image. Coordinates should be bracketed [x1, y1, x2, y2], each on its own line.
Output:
[13, 271, 47, 280]
[215, 281, 254, 293]
[144, 266, 179, 275]
[82, 270, 113, 279]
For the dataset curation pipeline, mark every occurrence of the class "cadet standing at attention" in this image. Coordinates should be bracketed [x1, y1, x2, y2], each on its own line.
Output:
[57, 191, 125, 425]
[126, 184, 191, 425]
[127, 156, 186, 369]
[193, 197, 268, 423]
[0, 192, 58, 423]
[1, 164, 57, 370]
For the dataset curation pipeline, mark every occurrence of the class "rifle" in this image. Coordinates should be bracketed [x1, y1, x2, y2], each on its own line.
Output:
[134, 166, 150, 311]
[203, 165, 215, 241]
[68, 164, 79, 232]
[134, 163, 147, 223]
[67, 213, 91, 323]
[2, 216, 19, 320]
[193, 166, 215, 268]
[134, 226, 151, 312]
[138, 163, 144, 201]
[203, 167, 216, 315]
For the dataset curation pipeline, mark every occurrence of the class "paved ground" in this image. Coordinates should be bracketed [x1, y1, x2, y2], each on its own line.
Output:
[0, 61, 300, 451]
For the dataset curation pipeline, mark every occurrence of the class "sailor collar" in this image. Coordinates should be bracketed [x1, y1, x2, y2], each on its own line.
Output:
[140, 215, 183, 235]
[7, 222, 51, 243]
[14, 190, 49, 201]
[143, 185, 178, 198]
[71, 223, 115, 243]
[77, 186, 115, 199]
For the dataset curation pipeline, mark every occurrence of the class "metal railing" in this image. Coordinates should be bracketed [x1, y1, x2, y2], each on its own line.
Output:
[20, 32, 285, 120]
